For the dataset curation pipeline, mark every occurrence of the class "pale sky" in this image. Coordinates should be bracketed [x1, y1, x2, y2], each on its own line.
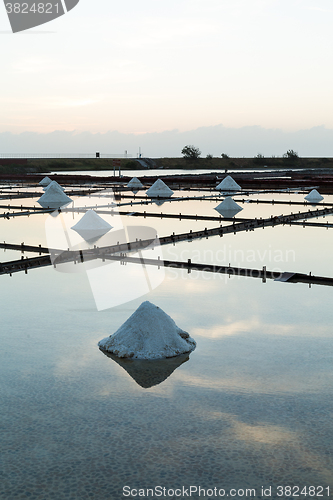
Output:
[1, 0, 333, 155]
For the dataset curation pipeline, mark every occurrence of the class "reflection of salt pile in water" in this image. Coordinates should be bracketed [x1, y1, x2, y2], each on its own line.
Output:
[71, 209, 112, 242]
[304, 189, 324, 203]
[152, 199, 166, 207]
[39, 176, 52, 187]
[127, 177, 143, 190]
[37, 183, 72, 209]
[216, 175, 241, 193]
[146, 179, 174, 198]
[101, 351, 190, 388]
[98, 301, 196, 359]
[43, 180, 65, 192]
[214, 197, 243, 218]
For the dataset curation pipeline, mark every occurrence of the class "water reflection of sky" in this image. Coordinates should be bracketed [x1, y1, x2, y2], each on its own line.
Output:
[1, 184, 333, 499]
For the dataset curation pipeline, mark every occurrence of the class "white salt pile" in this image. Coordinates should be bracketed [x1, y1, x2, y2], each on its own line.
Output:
[71, 209, 112, 241]
[98, 301, 196, 359]
[127, 177, 143, 189]
[39, 176, 52, 187]
[304, 189, 324, 203]
[37, 184, 72, 209]
[146, 179, 174, 198]
[214, 196, 243, 218]
[216, 175, 241, 192]
[43, 180, 65, 192]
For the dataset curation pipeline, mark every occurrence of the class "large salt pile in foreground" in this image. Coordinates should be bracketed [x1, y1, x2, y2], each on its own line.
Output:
[71, 209, 112, 241]
[216, 175, 241, 192]
[146, 179, 174, 198]
[37, 184, 72, 209]
[304, 189, 324, 203]
[98, 301, 196, 359]
[39, 176, 52, 187]
[128, 177, 143, 189]
[214, 196, 243, 218]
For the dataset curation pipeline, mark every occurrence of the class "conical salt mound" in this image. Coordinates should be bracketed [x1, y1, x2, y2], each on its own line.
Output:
[304, 189, 324, 203]
[39, 176, 52, 187]
[37, 184, 72, 209]
[146, 179, 174, 198]
[214, 197, 243, 218]
[128, 177, 143, 189]
[216, 175, 241, 192]
[100, 351, 190, 388]
[98, 301, 196, 359]
[43, 180, 65, 192]
[71, 209, 112, 241]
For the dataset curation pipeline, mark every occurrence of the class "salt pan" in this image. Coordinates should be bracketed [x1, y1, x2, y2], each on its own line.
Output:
[98, 301, 196, 359]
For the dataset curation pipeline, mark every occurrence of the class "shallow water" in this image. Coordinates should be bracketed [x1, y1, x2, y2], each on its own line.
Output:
[49, 168, 282, 178]
[0, 180, 333, 500]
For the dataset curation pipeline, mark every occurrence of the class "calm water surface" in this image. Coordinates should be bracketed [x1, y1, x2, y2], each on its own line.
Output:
[49, 168, 280, 178]
[0, 179, 333, 500]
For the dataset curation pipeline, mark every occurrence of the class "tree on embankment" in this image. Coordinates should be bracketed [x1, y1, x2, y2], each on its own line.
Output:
[181, 145, 201, 160]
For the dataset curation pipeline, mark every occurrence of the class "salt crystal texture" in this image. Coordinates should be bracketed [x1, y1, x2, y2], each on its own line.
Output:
[98, 301, 196, 359]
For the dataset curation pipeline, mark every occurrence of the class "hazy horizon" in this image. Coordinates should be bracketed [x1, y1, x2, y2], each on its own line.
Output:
[1, 0, 333, 156]
[1, 124, 333, 158]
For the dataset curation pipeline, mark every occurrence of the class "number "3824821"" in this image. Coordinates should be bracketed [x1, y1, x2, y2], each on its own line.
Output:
[5, 3, 60, 14]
